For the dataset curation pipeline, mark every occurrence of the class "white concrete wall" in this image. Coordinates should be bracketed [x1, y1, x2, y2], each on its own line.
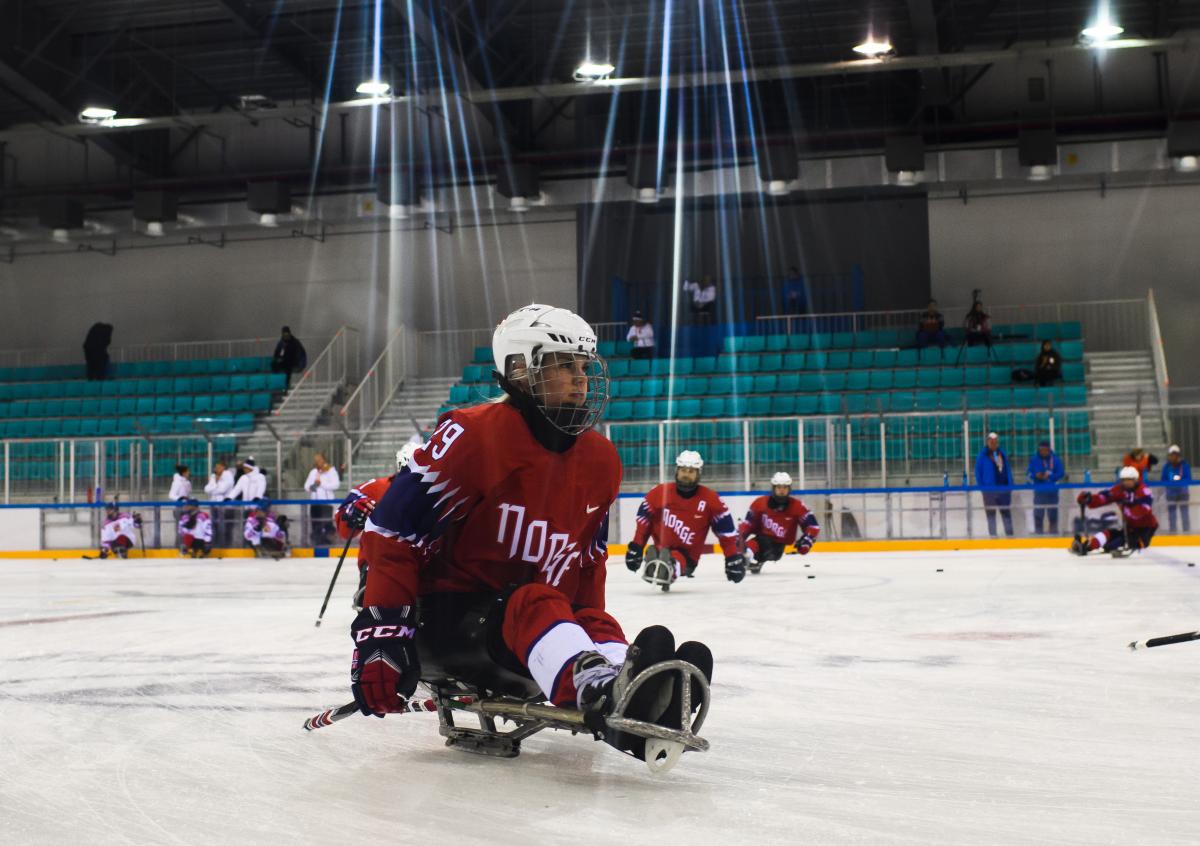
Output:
[929, 183, 1200, 384]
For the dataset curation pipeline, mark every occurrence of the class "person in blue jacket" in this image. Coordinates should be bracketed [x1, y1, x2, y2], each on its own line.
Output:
[1026, 440, 1066, 534]
[1160, 444, 1192, 533]
[975, 431, 1014, 536]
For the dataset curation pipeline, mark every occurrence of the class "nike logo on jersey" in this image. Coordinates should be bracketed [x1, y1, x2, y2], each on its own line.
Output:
[586, 504, 600, 513]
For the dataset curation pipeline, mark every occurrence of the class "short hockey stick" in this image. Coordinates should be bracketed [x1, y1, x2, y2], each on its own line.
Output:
[303, 695, 463, 731]
[314, 533, 355, 627]
[1128, 630, 1200, 651]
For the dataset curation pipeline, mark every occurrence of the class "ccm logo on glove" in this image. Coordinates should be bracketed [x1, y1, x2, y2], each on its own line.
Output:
[354, 624, 417, 641]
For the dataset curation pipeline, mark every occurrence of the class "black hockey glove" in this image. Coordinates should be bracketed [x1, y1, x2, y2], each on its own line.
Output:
[350, 606, 421, 717]
[724, 553, 746, 584]
[625, 542, 644, 572]
[132, 513, 143, 528]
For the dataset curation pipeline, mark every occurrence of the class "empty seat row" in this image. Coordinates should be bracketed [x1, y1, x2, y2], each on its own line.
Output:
[0, 414, 254, 439]
[0, 356, 271, 385]
[0, 393, 272, 419]
[603, 385, 1087, 421]
[3, 435, 238, 459]
[0, 371, 287, 401]
[723, 322, 1083, 354]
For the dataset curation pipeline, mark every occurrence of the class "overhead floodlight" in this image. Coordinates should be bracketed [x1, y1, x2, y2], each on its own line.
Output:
[635, 187, 659, 204]
[144, 221, 165, 237]
[895, 171, 918, 186]
[509, 196, 530, 212]
[51, 228, 70, 243]
[259, 213, 279, 228]
[1027, 165, 1053, 182]
[355, 79, 391, 96]
[1174, 155, 1200, 173]
[765, 180, 791, 197]
[79, 105, 117, 123]
[1080, 20, 1123, 44]
[853, 39, 893, 58]
[386, 204, 410, 220]
[574, 60, 615, 82]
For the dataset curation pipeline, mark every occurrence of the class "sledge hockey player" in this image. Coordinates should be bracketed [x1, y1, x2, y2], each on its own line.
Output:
[333, 442, 420, 610]
[98, 504, 141, 559]
[244, 502, 288, 559]
[737, 472, 820, 574]
[354, 304, 712, 762]
[1071, 465, 1159, 555]
[625, 450, 745, 589]
[177, 499, 213, 558]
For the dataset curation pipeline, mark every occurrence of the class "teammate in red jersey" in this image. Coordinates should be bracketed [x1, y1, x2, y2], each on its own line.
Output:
[334, 443, 419, 610]
[353, 305, 711, 760]
[738, 472, 820, 574]
[1071, 465, 1159, 554]
[625, 450, 745, 589]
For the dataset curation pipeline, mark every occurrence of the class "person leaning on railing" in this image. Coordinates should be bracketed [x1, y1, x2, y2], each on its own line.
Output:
[1026, 441, 1065, 535]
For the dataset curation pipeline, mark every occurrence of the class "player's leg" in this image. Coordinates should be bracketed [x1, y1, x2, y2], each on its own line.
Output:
[1000, 503, 1014, 536]
[984, 505, 998, 537]
[1048, 504, 1059, 534]
[1168, 503, 1179, 533]
[1130, 526, 1157, 550]
[1183, 503, 1191, 533]
[116, 536, 132, 559]
[675, 549, 698, 578]
[1033, 505, 1045, 534]
[501, 584, 673, 733]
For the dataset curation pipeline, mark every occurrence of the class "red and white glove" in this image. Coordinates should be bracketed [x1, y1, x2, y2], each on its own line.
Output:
[350, 607, 421, 717]
[795, 536, 815, 555]
[342, 496, 377, 532]
[1076, 492, 1091, 506]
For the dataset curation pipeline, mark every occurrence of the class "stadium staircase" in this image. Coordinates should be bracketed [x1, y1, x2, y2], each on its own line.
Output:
[351, 376, 458, 480]
[1085, 350, 1168, 474]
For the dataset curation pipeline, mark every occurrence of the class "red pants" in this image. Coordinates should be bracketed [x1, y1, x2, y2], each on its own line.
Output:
[501, 583, 626, 706]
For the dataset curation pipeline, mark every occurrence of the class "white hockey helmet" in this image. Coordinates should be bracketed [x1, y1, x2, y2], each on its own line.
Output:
[396, 442, 420, 472]
[676, 450, 704, 470]
[1119, 465, 1140, 482]
[771, 471, 793, 488]
[492, 304, 609, 435]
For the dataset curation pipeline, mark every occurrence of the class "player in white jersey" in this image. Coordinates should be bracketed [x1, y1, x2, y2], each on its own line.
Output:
[99, 503, 141, 559]
[178, 499, 214, 558]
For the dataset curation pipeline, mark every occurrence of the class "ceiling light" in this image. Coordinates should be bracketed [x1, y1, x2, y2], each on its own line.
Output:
[1173, 155, 1200, 173]
[144, 221, 165, 237]
[635, 186, 658, 204]
[509, 196, 530, 212]
[1080, 21, 1123, 44]
[79, 105, 117, 123]
[895, 170, 918, 187]
[386, 204, 409, 220]
[574, 60, 615, 82]
[355, 79, 391, 97]
[1027, 164, 1053, 182]
[259, 213, 279, 228]
[765, 179, 791, 197]
[51, 228, 70, 243]
[853, 39, 893, 58]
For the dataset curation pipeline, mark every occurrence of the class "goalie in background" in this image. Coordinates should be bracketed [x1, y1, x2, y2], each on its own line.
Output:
[737, 472, 820, 574]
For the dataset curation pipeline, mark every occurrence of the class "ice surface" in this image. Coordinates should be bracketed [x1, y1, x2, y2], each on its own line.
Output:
[3, 548, 1200, 845]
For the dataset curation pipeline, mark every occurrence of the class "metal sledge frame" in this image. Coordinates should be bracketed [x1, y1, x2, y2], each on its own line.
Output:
[428, 658, 712, 773]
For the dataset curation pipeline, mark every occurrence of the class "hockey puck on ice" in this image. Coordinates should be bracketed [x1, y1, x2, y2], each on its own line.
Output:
[807, 575, 815, 579]
[936, 568, 944, 572]
[1189, 562, 1196, 567]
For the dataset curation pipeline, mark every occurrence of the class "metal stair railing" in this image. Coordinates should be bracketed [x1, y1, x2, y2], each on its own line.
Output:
[339, 325, 412, 445]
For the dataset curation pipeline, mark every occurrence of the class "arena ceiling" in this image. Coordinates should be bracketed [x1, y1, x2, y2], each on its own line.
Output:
[0, 1, 1198, 202]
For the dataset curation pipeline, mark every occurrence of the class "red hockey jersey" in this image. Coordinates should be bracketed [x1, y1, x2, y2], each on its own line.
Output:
[361, 402, 621, 609]
[631, 483, 739, 561]
[738, 496, 820, 548]
[1085, 483, 1159, 530]
[334, 475, 394, 540]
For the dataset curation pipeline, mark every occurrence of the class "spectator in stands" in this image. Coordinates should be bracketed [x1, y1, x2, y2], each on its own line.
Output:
[683, 275, 717, 324]
[168, 464, 192, 501]
[626, 311, 655, 360]
[782, 266, 806, 314]
[83, 322, 113, 381]
[271, 326, 307, 388]
[974, 432, 1014, 537]
[1033, 340, 1062, 386]
[1026, 441, 1065, 534]
[963, 301, 993, 349]
[915, 300, 947, 349]
[304, 452, 341, 544]
[1160, 445, 1192, 533]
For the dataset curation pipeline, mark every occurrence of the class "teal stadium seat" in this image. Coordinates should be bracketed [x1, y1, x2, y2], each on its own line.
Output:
[786, 334, 811, 351]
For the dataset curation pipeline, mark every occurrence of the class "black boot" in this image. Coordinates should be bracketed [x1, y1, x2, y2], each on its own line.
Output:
[623, 641, 712, 760]
[575, 626, 676, 753]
